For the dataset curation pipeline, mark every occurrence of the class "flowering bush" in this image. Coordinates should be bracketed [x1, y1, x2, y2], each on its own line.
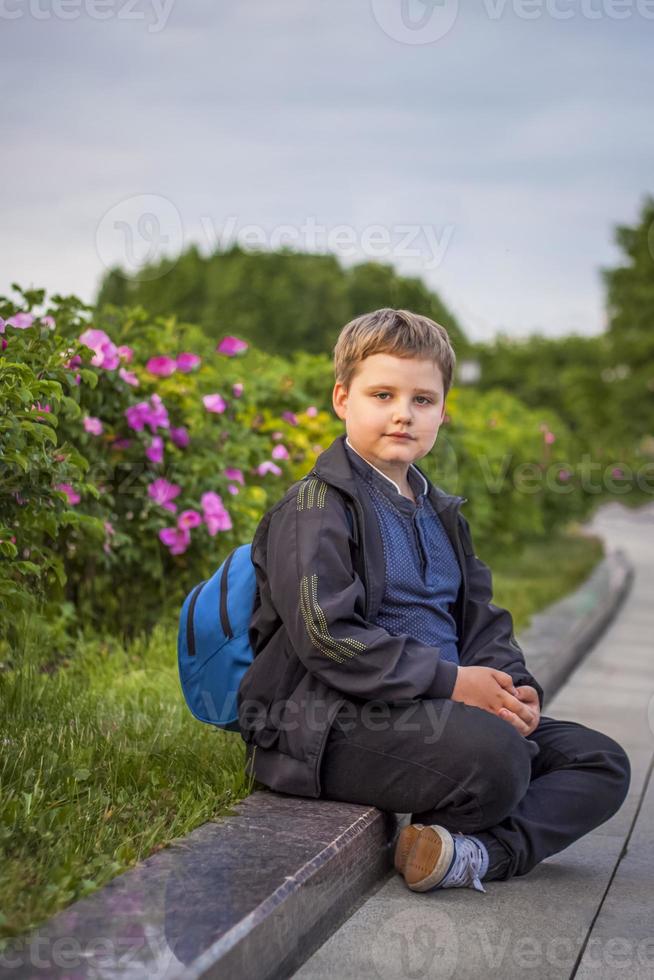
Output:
[429, 387, 593, 552]
[1, 283, 605, 646]
[0, 287, 341, 642]
[0, 288, 104, 622]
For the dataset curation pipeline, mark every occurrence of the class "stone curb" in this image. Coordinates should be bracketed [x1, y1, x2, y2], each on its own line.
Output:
[519, 548, 634, 708]
[0, 550, 634, 980]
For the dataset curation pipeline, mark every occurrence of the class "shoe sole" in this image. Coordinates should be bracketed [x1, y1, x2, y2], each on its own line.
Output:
[402, 826, 455, 892]
[393, 823, 424, 875]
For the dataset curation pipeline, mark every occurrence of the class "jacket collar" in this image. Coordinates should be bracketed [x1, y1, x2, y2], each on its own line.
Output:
[344, 436, 428, 499]
[312, 433, 465, 515]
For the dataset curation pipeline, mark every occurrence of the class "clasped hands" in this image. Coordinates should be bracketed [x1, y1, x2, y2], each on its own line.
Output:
[451, 665, 540, 737]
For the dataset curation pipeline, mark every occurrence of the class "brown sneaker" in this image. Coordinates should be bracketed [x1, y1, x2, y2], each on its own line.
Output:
[393, 822, 425, 875]
[398, 824, 488, 893]
[401, 825, 455, 892]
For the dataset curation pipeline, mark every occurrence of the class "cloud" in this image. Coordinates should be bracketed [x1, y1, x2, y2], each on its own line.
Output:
[1, 0, 651, 339]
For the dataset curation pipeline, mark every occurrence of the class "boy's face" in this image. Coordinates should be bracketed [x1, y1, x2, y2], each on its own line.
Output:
[332, 353, 446, 487]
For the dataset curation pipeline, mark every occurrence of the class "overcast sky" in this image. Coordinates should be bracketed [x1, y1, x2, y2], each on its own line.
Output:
[2, 0, 653, 342]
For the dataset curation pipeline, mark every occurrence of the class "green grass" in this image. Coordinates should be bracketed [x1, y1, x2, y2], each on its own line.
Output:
[0, 527, 603, 945]
[490, 526, 605, 634]
[0, 615, 254, 945]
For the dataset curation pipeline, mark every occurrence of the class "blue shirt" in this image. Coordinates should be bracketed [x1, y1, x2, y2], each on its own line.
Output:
[344, 437, 461, 665]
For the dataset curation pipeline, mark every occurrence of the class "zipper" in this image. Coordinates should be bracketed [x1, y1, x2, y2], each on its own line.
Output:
[450, 497, 468, 639]
[187, 580, 207, 657]
[220, 548, 237, 639]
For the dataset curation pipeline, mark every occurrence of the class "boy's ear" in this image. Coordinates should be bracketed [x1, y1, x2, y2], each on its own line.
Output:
[332, 381, 347, 421]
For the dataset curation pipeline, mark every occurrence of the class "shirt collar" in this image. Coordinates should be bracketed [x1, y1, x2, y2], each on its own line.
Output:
[345, 436, 428, 497]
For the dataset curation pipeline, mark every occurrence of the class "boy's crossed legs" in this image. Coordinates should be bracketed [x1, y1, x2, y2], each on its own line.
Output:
[319, 696, 631, 890]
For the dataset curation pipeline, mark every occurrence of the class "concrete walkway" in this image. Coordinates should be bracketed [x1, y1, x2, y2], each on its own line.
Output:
[293, 501, 654, 980]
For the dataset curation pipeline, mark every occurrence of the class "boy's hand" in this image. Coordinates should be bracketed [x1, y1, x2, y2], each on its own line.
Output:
[451, 666, 537, 735]
[497, 685, 541, 737]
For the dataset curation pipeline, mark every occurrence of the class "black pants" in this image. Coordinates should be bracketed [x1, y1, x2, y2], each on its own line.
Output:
[319, 697, 631, 880]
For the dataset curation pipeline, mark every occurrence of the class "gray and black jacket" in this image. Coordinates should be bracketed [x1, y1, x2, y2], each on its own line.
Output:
[237, 433, 544, 799]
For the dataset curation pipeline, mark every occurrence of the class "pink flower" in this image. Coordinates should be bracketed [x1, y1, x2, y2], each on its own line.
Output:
[170, 427, 189, 448]
[227, 484, 240, 495]
[64, 354, 82, 370]
[125, 403, 149, 432]
[83, 416, 104, 435]
[117, 345, 133, 363]
[178, 509, 202, 529]
[176, 352, 201, 373]
[31, 402, 51, 414]
[103, 520, 116, 555]
[224, 467, 244, 485]
[146, 355, 177, 377]
[119, 367, 140, 387]
[216, 336, 248, 356]
[125, 394, 169, 433]
[41, 315, 56, 330]
[305, 406, 318, 417]
[7, 312, 35, 329]
[232, 383, 244, 398]
[1, 338, 6, 351]
[148, 478, 181, 513]
[201, 491, 225, 513]
[544, 432, 555, 445]
[0, 318, 5, 334]
[281, 411, 298, 426]
[79, 328, 120, 370]
[147, 393, 169, 431]
[611, 467, 624, 479]
[271, 444, 289, 460]
[257, 461, 282, 476]
[203, 393, 226, 414]
[271, 431, 284, 441]
[54, 483, 81, 505]
[201, 491, 233, 536]
[159, 526, 191, 555]
[145, 436, 164, 464]
[558, 469, 571, 481]
[205, 511, 233, 535]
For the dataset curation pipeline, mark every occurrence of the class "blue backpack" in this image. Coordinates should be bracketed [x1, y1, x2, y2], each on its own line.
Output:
[177, 481, 356, 733]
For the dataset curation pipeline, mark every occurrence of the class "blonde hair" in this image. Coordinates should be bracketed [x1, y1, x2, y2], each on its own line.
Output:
[332, 308, 456, 397]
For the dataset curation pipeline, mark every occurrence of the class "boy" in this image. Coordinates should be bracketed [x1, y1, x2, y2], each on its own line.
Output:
[237, 308, 630, 893]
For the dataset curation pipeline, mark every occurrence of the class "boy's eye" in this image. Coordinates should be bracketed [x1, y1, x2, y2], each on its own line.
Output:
[373, 393, 433, 405]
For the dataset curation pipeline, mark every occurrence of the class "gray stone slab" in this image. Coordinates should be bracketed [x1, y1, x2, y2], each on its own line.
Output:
[293, 834, 629, 979]
[574, 762, 654, 980]
[519, 550, 634, 707]
[0, 795, 396, 980]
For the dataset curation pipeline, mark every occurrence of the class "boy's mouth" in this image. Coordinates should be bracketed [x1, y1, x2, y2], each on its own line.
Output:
[386, 433, 414, 440]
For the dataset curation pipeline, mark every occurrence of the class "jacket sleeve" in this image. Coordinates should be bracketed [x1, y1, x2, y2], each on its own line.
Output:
[258, 479, 459, 703]
[457, 513, 545, 709]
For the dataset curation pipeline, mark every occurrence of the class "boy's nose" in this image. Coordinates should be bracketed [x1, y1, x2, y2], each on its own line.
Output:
[392, 407, 413, 423]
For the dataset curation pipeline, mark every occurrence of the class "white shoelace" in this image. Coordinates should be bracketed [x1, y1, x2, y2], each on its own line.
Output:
[439, 833, 488, 893]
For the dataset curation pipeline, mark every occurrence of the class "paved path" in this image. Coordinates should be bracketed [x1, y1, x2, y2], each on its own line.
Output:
[293, 501, 654, 980]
